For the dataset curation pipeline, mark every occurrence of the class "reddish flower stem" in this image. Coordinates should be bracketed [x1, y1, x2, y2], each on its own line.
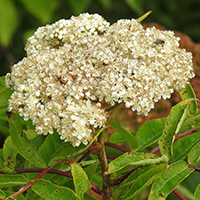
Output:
[173, 189, 186, 200]
[105, 141, 130, 153]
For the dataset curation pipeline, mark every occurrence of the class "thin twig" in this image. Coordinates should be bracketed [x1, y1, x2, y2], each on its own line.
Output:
[105, 141, 130, 153]
[173, 189, 186, 200]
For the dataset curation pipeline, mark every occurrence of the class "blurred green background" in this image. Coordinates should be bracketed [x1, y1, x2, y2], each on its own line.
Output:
[0, 0, 200, 76]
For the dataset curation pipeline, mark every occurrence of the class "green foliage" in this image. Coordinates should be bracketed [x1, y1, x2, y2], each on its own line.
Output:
[70, 162, 91, 200]
[148, 161, 194, 199]
[32, 179, 78, 200]
[8, 113, 47, 168]
[107, 152, 167, 174]
[0, 3, 200, 196]
[158, 99, 194, 159]
[109, 120, 138, 150]
[0, 75, 200, 199]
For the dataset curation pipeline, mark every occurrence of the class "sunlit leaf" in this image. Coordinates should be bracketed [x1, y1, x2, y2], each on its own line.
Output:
[148, 161, 194, 200]
[0, 174, 28, 187]
[32, 179, 78, 200]
[194, 184, 200, 200]
[107, 152, 168, 174]
[109, 120, 138, 150]
[188, 143, 200, 166]
[7, 112, 47, 168]
[38, 132, 63, 164]
[112, 164, 167, 200]
[178, 84, 197, 115]
[70, 162, 91, 200]
[0, 0, 19, 46]
[48, 127, 105, 166]
[136, 118, 166, 151]
[179, 111, 200, 133]
[0, 189, 5, 199]
[3, 136, 18, 170]
[170, 131, 200, 162]
[23, 129, 38, 140]
[158, 99, 193, 159]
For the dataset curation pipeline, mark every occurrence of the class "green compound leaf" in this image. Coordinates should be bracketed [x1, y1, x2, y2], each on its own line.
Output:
[107, 152, 168, 174]
[7, 112, 47, 168]
[48, 127, 105, 166]
[112, 164, 167, 200]
[170, 131, 200, 163]
[109, 120, 138, 150]
[70, 162, 91, 200]
[3, 136, 18, 170]
[135, 118, 166, 151]
[178, 84, 197, 115]
[32, 179, 78, 200]
[0, 174, 28, 187]
[188, 143, 200, 166]
[158, 99, 193, 159]
[148, 161, 194, 200]
[194, 184, 200, 200]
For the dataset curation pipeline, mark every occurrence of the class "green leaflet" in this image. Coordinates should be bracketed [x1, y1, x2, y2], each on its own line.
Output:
[0, 88, 13, 109]
[178, 84, 197, 115]
[48, 127, 105, 166]
[194, 184, 200, 200]
[38, 131, 63, 164]
[70, 162, 91, 200]
[109, 120, 138, 150]
[112, 164, 167, 200]
[188, 143, 200, 166]
[158, 99, 193, 159]
[32, 179, 78, 200]
[0, 76, 13, 109]
[0, 189, 5, 199]
[109, 132, 126, 144]
[179, 111, 200, 133]
[107, 152, 168, 174]
[7, 112, 47, 168]
[148, 161, 194, 200]
[170, 131, 200, 162]
[135, 118, 166, 151]
[84, 161, 99, 181]
[0, 174, 28, 187]
[3, 136, 18, 170]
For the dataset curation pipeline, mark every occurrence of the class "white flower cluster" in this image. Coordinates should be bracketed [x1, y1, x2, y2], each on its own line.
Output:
[6, 13, 194, 146]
